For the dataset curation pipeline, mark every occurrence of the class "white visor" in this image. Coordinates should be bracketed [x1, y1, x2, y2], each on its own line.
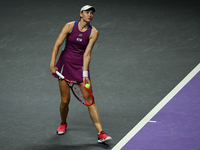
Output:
[80, 5, 96, 13]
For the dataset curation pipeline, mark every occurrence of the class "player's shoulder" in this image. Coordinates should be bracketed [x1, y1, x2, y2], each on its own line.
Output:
[64, 21, 75, 28]
[90, 26, 99, 40]
[91, 26, 99, 35]
[62, 21, 76, 33]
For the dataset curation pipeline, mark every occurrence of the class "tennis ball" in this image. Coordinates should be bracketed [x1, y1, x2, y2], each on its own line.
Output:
[85, 84, 90, 89]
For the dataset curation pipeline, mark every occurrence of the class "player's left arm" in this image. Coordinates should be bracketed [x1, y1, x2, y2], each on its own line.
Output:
[83, 27, 99, 75]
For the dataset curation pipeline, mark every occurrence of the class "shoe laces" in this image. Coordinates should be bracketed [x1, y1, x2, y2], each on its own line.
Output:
[99, 131, 108, 137]
[100, 131, 107, 134]
[59, 123, 67, 129]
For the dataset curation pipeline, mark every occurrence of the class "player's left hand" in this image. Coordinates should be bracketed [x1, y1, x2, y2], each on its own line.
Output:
[83, 77, 91, 86]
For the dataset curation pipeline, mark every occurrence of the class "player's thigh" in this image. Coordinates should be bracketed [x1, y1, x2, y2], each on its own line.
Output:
[80, 82, 93, 102]
[80, 82, 93, 93]
[58, 79, 70, 103]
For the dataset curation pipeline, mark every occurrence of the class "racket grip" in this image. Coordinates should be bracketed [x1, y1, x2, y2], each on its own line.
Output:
[56, 71, 65, 79]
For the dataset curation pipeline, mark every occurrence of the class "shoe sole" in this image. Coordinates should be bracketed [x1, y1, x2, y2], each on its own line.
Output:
[98, 137, 112, 143]
[57, 132, 65, 135]
[57, 130, 66, 135]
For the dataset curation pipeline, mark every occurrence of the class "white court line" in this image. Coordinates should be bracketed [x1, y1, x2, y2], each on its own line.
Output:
[148, 120, 157, 123]
[112, 63, 200, 150]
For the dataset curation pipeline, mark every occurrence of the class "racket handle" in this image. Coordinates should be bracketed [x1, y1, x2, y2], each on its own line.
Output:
[56, 71, 65, 79]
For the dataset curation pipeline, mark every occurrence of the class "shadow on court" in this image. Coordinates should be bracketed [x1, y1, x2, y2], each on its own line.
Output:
[18, 143, 111, 150]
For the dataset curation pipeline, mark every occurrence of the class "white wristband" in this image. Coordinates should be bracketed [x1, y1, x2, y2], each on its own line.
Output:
[83, 71, 88, 77]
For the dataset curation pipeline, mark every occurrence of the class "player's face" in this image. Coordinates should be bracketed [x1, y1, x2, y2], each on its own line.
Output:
[80, 10, 94, 22]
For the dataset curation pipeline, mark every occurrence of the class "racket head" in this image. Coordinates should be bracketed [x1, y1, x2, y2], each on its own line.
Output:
[71, 84, 94, 106]
[55, 71, 94, 106]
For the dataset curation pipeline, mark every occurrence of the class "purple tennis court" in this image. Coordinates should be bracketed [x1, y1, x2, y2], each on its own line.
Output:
[113, 64, 200, 150]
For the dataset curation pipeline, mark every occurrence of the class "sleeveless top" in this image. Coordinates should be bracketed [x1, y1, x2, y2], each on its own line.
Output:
[60, 21, 92, 65]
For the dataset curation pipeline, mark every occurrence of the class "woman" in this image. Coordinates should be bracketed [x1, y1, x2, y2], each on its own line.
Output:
[50, 5, 112, 143]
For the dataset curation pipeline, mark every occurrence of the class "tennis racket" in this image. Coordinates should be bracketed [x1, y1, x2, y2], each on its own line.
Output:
[56, 71, 94, 106]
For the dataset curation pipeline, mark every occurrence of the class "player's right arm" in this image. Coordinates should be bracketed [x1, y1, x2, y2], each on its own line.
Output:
[50, 21, 74, 73]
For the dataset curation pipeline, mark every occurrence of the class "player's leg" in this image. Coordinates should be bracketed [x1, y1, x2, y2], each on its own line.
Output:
[87, 85, 112, 143]
[88, 102, 103, 133]
[57, 79, 70, 135]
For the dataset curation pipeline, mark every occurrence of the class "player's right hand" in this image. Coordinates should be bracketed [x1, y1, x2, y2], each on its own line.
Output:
[50, 66, 58, 73]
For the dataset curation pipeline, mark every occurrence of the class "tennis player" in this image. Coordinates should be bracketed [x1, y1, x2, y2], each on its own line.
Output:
[50, 5, 112, 143]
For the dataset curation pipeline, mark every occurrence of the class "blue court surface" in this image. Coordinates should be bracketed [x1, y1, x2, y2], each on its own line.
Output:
[112, 64, 200, 150]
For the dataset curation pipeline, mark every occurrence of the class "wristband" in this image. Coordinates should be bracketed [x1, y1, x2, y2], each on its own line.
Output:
[83, 71, 88, 77]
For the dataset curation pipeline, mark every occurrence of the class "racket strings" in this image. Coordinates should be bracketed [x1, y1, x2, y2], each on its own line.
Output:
[72, 84, 93, 105]
[72, 85, 84, 100]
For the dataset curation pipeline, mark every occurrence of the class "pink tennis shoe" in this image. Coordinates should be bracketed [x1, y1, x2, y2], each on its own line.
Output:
[98, 131, 112, 143]
[57, 122, 67, 135]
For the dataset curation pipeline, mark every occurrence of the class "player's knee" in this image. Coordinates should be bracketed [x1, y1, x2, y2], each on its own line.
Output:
[61, 97, 70, 106]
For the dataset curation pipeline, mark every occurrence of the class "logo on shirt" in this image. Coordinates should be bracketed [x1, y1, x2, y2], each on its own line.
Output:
[76, 38, 82, 42]
[79, 34, 83, 37]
